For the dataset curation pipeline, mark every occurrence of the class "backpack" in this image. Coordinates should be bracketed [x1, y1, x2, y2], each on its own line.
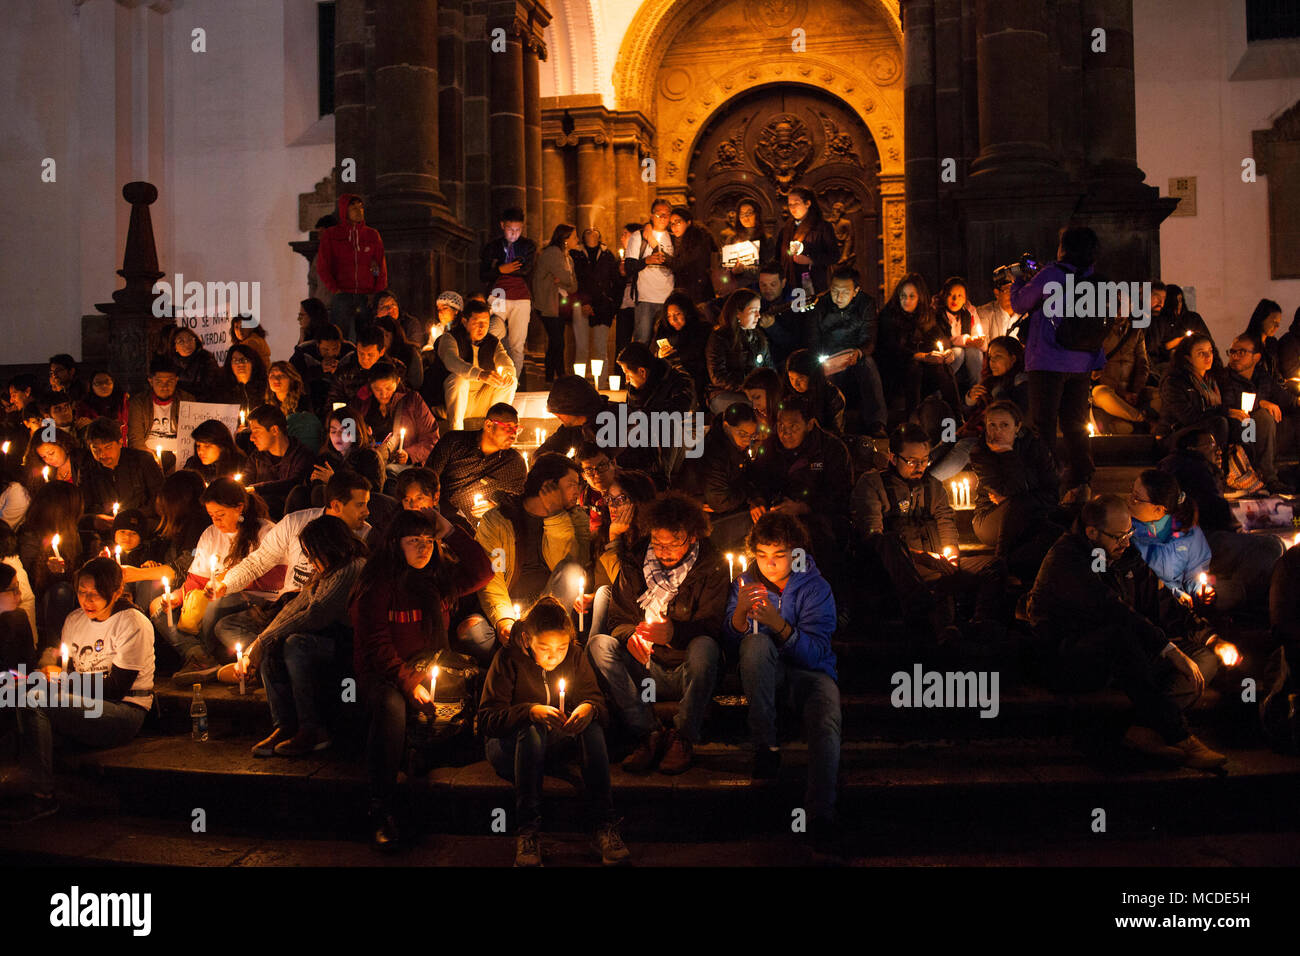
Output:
[1053, 272, 1117, 353]
[404, 648, 483, 749]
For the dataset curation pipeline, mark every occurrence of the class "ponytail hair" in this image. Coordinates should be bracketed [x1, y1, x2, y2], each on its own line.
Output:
[1138, 468, 1198, 530]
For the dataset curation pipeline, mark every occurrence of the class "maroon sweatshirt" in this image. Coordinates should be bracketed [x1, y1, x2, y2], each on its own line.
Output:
[351, 526, 492, 696]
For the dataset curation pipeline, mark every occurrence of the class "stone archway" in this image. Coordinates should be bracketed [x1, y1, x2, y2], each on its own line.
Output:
[612, 0, 907, 291]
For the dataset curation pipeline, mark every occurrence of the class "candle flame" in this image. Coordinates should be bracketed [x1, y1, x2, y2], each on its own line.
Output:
[557, 678, 566, 693]
[1214, 642, 1240, 667]
[1087, 422, 1096, 437]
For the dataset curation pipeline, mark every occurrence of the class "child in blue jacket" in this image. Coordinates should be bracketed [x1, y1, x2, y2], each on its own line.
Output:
[1128, 469, 1213, 603]
[724, 512, 841, 845]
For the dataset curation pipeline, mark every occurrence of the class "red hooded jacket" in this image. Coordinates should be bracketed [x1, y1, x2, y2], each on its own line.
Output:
[315, 193, 388, 296]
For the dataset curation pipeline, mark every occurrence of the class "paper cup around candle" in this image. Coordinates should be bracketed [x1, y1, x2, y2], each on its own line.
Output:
[1241, 392, 1256, 413]
[609, 374, 621, 391]
[574, 362, 586, 379]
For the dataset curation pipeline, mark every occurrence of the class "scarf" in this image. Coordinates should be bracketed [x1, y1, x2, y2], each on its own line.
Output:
[638, 541, 699, 620]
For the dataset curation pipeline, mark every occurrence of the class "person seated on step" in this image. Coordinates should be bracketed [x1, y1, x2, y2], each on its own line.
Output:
[477, 596, 628, 867]
[1158, 428, 1285, 613]
[617, 339, 699, 484]
[283, 405, 385, 516]
[586, 492, 727, 776]
[675, 401, 765, 553]
[852, 423, 1008, 645]
[354, 360, 440, 476]
[245, 514, 367, 758]
[929, 335, 1028, 482]
[752, 394, 853, 592]
[575, 468, 657, 641]
[424, 402, 526, 526]
[2, 558, 154, 826]
[350, 507, 493, 850]
[327, 325, 408, 410]
[471, 452, 590, 661]
[1216, 331, 1297, 495]
[722, 512, 842, 851]
[1027, 494, 1228, 771]
[82, 416, 163, 528]
[968, 399, 1065, 583]
[1090, 307, 1158, 435]
[243, 404, 315, 521]
[436, 299, 517, 432]
[804, 264, 886, 437]
[198, 471, 373, 681]
[156, 478, 280, 685]
[540, 374, 621, 462]
[0, 561, 36, 674]
[1127, 469, 1212, 605]
[783, 349, 846, 436]
[1158, 333, 1229, 453]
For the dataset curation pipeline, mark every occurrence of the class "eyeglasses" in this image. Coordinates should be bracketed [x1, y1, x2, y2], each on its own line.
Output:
[486, 420, 519, 433]
[1098, 528, 1134, 546]
[651, 534, 689, 551]
[606, 494, 631, 507]
[1227, 348, 1255, 357]
[581, 461, 613, 476]
[898, 455, 930, 468]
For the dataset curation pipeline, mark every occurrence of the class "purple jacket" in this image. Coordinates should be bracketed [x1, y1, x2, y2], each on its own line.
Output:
[1012, 262, 1106, 374]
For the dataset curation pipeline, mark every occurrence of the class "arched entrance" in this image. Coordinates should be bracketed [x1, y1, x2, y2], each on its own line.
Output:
[687, 85, 883, 296]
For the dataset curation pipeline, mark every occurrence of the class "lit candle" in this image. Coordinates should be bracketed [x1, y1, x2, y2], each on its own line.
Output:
[609, 374, 621, 391]
[942, 546, 956, 563]
[209, 554, 219, 580]
[522, 451, 529, 469]
[430, 664, 440, 712]
[557, 678, 566, 717]
[1184, 330, 1192, 337]
[155, 444, 163, 463]
[1, 441, 8, 456]
[1241, 392, 1256, 413]
[42, 466, 50, 482]
[497, 365, 503, 377]
[162, 576, 174, 628]
[574, 362, 586, 379]
[1087, 422, 1096, 438]
[51, 533, 61, 560]
[239, 409, 246, 428]
[1214, 641, 1240, 667]
[590, 359, 604, 386]
[534, 427, 543, 446]
[972, 321, 983, 338]
[726, 552, 735, 581]
[567, 447, 575, 458]
[112, 502, 120, 517]
[950, 480, 959, 506]
[114, 545, 122, 564]
[513, 602, 521, 622]
[962, 477, 971, 508]
[578, 575, 585, 631]
[739, 555, 747, 576]
[398, 427, 406, 452]
[1293, 532, 1300, 548]
[60, 643, 69, 671]
[235, 643, 245, 695]
[934, 340, 943, 354]
[233, 473, 243, 484]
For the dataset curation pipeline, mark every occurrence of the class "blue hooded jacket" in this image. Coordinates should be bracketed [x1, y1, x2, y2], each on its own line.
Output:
[1131, 513, 1212, 599]
[722, 554, 838, 681]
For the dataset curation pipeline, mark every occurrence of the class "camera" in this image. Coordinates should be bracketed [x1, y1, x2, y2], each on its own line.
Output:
[993, 253, 1040, 287]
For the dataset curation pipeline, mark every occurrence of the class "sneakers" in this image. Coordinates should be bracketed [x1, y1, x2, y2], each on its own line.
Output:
[593, 821, 631, 865]
[368, 800, 400, 851]
[621, 730, 663, 774]
[515, 828, 543, 867]
[752, 746, 781, 780]
[1173, 734, 1229, 771]
[0, 793, 60, 826]
[251, 728, 288, 758]
[217, 662, 258, 685]
[1121, 724, 1182, 764]
[273, 727, 332, 756]
[174, 647, 220, 684]
[658, 729, 693, 775]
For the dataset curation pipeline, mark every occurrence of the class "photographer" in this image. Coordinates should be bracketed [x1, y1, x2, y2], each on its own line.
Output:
[1010, 226, 1107, 504]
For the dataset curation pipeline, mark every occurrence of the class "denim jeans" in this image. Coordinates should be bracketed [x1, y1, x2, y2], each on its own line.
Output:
[213, 600, 271, 657]
[365, 681, 407, 804]
[154, 592, 256, 660]
[585, 633, 720, 742]
[588, 585, 613, 640]
[737, 633, 841, 817]
[572, 310, 610, 365]
[260, 631, 335, 733]
[1207, 530, 1284, 611]
[17, 692, 146, 794]
[330, 292, 371, 342]
[633, 301, 662, 344]
[498, 298, 532, 377]
[453, 615, 501, 668]
[485, 721, 614, 830]
[929, 436, 979, 481]
[463, 561, 587, 658]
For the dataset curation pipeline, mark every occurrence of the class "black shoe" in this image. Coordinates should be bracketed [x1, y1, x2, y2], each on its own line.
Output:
[752, 746, 781, 780]
[368, 801, 400, 851]
[0, 793, 60, 826]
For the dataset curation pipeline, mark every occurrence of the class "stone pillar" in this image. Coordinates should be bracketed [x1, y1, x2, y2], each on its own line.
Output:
[439, 0, 467, 220]
[523, 39, 544, 234]
[464, 6, 491, 245]
[334, 0, 371, 198]
[93, 182, 165, 393]
[1081, 0, 1144, 187]
[576, 137, 609, 235]
[488, 15, 527, 218]
[542, 138, 569, 237]
[968, 0, 1061, 182]
[903, 0, 938, 286]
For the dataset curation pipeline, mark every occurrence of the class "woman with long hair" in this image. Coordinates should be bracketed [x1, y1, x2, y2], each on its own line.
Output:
[296, 297, 333, 346]
[652, 291, 712, 403]
[245, 514, 369, 757]
[742, 366, 783, 463]
[231, 314, 271, 369]
[1159, 332, 1229, 453]
[125, 469, 208, 606]
[84, 370, 130, 439]
[1149, 283, 1214, 374]
[668, 206, 719, 306]
[775, 186, 839, 295]
[875, 272, 933, 405]
[266, 361, 323, 449]
[931, 335, 1028, 481]
[284, 404, 384, 515]
[17, 480, 84, 644]
[905, 278, 963, 420]
[705, 289, 772, 414]
[1245, 297, 1284, 379]
[935, 276, 984, 390]
[170, 327, 220, 401]
[784, 349, 846, 434]
[676, 402, 765, 551]
[723, 198, 772, 290]
[5, 557, 154, 824]
[350, 507, 493, 848]
[26, 428, 91, 490]
[213, 343, 270, 421]
[533, 223, 580, 382]
[181, 418, 246, 482]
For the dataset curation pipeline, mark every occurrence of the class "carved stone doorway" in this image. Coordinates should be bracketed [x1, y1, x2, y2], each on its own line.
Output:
[686, 85, 883, 297]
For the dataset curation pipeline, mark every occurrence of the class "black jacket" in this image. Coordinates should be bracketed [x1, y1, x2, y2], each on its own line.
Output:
[755, 423, 852, 521]
[476, 639, 608, 738]
[705, 327, 772, 396]
[775, 218, 840, 294]
[676, 418, 761, 516]
[672, 225, 718, 303]
[968, 430, 1059, 517]
[1159, 361, 1226, 433]
[570, 245, 622, 326]
[479, 235, 537, 295]
[83, 448, 163, 519]
[851, 468, 958, 555]
[654, 313, 712, 405]
[1216, 363, 1296, 414]
[806, 289, 878, 356]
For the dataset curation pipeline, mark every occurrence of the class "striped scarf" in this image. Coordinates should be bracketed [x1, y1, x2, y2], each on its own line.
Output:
[637, 542, 699, 620]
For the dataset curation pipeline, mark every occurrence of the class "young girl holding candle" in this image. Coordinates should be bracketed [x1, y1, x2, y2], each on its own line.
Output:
[478, 596, 626, 867]
[2, 557, 154, 825]
[723, 512, 842, 851]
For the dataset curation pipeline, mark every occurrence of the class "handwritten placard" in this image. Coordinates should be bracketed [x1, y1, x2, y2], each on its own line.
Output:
[175, 311, 233, 365]
[175, 401, 241, 468]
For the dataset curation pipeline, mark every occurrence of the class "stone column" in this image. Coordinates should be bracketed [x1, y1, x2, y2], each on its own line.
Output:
[488, 14, 527, 218]
[464, 5, 491, 240]
[439, 0, 467, 220]
[968, 0, 1061, 181]
[334, 0, 371, 198]
[542, 137, 569, 237]
[523, 38, 544, 233]
[93, 182, 165, 393]
[1081, 0, 1144, 187]
[902, 0, 939, 286]
[576, 136, 610, 235]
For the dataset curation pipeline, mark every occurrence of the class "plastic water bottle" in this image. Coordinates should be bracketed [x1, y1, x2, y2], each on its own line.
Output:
[190, 683, 209, 742]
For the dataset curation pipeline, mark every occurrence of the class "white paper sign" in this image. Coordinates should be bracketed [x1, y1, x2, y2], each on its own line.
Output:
[175, 401, 241, 468]
[721, 240, 761, 269]
[175, 311, 233, 365]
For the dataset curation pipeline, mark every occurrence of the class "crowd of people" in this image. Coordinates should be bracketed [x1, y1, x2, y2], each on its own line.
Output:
[2, 190, 1299, 867]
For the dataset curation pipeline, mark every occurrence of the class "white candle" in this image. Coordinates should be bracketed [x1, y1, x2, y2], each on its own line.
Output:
[972, 322, 983, 338]
[1241, 392, 1256, 413]
[590, 359, 604, 386]
[558, 678, 566, 717]
[497, 365, 503, 377]
[473, 493, 484, 511]
[42, 466, 50, 482]
[114, 545, 122, 564]
[60, 643, 69, 671]
[233, 473, 243, 484]
[1, 441, 9, 455]
[209, 554, 219, 580]
[162, 576, 174, 628]
[534, 427, 543, 446]
[567, 447, 575, 458]
[1197, 571, 1209, 595]
[609, 374, 621, 391]
[574, 362, 586, 379]
[398, 427, 406, 452]
[235, 643, 245, 695]
[1087, 422, 1096, 438]
[155, 444, 163, 463]
[935, 340, 944, 354]
[513, 602, 521, 621]
[942, 546, 956, 562]
[726, 552, 735, 581]
[739, 556, 747, 576]
[430, 665, 439, 712]
[239, 409, 246, 427]
[112, 502, 120, 517]
[51, 533, 61, 560]
[522, 451, 529, 469]
[578, 575, 585, 631]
